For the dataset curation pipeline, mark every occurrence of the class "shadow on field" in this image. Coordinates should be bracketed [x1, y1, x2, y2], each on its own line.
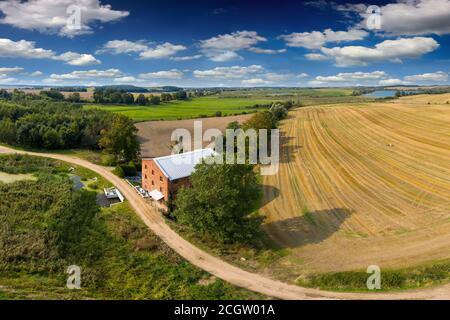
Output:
[279, 132, 301, 164]
[263, 208, 353, 248]
[260, 185, 280, 207]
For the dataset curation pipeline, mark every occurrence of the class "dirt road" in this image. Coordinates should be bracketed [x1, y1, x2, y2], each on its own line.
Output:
[2, 145, 450, 300]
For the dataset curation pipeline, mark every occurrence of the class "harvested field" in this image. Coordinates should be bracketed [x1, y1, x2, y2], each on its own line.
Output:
[261, 99, 450, 274]
[393, 93, 450, 105]
[136, 114, 251, 158]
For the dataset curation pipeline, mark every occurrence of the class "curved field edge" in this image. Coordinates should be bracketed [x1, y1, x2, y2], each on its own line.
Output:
[0, 154, 262, 300]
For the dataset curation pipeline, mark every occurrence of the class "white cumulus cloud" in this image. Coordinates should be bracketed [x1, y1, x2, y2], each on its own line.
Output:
[139, 69, 184, 80]
[139, 43, 187, 59]
[98, 40, 188, 60]
[279, 28, 368, 49]
[0, 38, 101, 65]
[310, 71, 387, 86]
[379, 78, 410, 86]
[0, 0, 129, 37]
[241, 78, 272, 86]
[353, 0, 450, 36]
[30, 70, 43, 77]
[248, 47, 286, 54]
[170, 54, 202, 61]
[98, 40, 149, 54]
[0, 66, 23, 74]
[320, 37, 439, 67]
[48, 68, 123, 81]
[200, 30, 266, 61]
[193, 65, 264, 79]
[404, 71, 448, 82]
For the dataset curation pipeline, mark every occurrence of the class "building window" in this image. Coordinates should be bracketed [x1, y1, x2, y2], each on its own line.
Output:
[152, 170, 155, 175]
[160, 176, 163, 181]
[160, 187, 162, 192]
[145, 164, 147, 169]
[151, 180, 154, 186]
[145, 174, 147, 179]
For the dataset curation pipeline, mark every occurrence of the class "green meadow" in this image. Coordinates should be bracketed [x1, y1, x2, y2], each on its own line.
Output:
[84, 96, 275, 121]
[84, 89, 372, 122]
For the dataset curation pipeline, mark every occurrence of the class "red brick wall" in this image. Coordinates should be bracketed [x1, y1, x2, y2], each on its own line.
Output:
[142, 159, 169, 201]
[170, 177, 191, 198]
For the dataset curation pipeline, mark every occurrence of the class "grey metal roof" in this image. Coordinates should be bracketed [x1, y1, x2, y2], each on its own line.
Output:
[153, 148, 215, 181]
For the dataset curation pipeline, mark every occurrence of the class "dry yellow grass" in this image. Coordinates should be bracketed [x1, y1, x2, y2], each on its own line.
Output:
[0, 172, 36, 183]
[394, 93, 450, 105]
[261, 98, 450, 274]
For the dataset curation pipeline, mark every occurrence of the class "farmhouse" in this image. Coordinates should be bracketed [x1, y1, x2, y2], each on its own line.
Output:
[141, 148, 215, 203]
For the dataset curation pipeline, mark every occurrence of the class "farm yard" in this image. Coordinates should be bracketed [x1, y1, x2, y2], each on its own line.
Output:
[260, 94, 450, 280]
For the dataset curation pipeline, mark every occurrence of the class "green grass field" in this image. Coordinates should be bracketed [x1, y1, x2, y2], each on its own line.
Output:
[84, 89, 374, 122]
[84, 96, 276, 121]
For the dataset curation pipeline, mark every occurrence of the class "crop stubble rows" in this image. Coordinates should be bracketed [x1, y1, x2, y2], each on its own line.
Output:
[261, 100, 450, 273]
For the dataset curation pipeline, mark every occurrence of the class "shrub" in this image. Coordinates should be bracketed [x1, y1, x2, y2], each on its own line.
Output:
[113, 165, 125, 178]
[101, 153, 116, 166]
[119, 161, 137, 176]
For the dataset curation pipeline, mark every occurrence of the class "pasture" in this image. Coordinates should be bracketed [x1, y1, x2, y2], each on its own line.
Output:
[260, 95, 450, 278]
[84, 96, 275, 121]
[83, 88, 374, 122]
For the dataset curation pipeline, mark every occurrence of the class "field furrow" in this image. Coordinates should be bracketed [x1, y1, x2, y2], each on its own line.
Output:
[261, 101, 450, 273]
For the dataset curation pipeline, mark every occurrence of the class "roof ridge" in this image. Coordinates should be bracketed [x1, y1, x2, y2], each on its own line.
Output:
[154, 148, 213, 161]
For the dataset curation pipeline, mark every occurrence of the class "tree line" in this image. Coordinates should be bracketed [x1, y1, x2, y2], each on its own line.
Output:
[93, 88, 188, 106]
[0, 88, 191, 106]
[0, 100, 139, 163]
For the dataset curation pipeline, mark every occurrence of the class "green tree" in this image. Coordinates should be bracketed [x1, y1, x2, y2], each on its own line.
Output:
[242, 111, 276, 132]
[42, 128, 62, 149]
[0, 118, 17, 144]
[110, 91, 123, 104]
[136, 94, 148, 106]
[113, 165, 125, 178]
[40, 90, 65, 101]
[174, 161, 262, 243]
[122, 93, 134, 104]
[67, 92, 81, 103]
[149, 95, 161, 105]
[226, 121, 240, 130]
[0, 89, 12, 100]
[99, 114, 140, 162]
[269, 102, 288, 121]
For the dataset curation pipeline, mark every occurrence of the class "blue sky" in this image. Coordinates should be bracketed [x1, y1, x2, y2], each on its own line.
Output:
[0, 0, 449, 87]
